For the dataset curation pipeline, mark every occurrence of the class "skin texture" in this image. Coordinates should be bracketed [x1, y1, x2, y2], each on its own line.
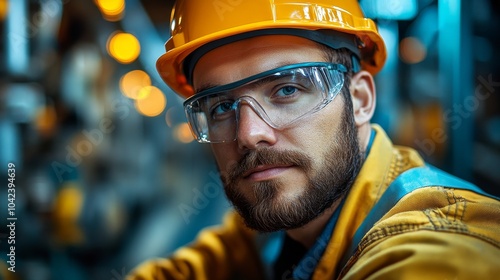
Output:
[192, 35, 377, 248]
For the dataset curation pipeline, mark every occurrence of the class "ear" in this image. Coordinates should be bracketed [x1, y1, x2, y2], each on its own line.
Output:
[348, 70, 376, 127]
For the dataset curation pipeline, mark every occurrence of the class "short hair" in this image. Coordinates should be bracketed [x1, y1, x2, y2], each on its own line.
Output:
[320, 45, 355, 101]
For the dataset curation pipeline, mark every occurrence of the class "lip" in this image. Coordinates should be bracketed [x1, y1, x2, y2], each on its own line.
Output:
[242, 165, 294, 181]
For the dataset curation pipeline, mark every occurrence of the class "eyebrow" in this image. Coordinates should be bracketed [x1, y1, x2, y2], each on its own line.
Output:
[246, 74, 293, 91]
[195, 72, 296, 96]
[194, 61, 303, 94]
[195, 82, 219, 94]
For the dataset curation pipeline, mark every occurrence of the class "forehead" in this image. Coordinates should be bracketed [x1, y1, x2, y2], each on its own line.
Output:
[192, 35, 327, 90]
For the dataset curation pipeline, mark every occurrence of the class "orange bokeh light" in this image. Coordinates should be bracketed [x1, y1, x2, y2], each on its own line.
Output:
[95, 0, 125, 21]
[399, 37, 427, 64]
[174, 123, 194, 143]
[134, 86, 167, 117]
[0, 0, 8, 21]
[107, 32, 140, 64]
[120, 70, 151, 99]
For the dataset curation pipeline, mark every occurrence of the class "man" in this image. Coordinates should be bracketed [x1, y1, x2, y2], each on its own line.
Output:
[128, 0, 500, 279]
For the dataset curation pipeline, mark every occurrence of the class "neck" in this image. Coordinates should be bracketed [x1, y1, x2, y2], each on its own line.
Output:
[286, 198, 343, 248]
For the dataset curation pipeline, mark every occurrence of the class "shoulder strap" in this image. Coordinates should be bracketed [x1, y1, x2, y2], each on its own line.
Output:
[346, 165, 498, 260]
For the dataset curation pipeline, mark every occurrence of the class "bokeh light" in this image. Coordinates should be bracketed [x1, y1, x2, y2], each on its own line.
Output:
[35, 106, 58, 137]
[174, 123, 194, 143]
[52, 184, 85, 244]
[165, 107, 179, 127]
[107, 32, 141, 64]
[0, 0, 8, 21]
[53, 185, 84, 221]
[399, 37, 427, 64]
[134, 86, 167, 117]
[95, 0, 125, 21]
[120, 70, 151, 99]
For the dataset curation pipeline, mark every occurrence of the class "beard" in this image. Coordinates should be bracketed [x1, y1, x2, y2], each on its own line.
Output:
[221, 93, 364, 232]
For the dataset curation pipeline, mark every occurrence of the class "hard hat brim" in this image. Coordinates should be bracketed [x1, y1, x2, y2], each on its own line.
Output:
[157, 21, 386, 99]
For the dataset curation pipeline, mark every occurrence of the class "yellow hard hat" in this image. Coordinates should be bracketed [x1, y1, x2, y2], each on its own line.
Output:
[157, 0, 387, 99]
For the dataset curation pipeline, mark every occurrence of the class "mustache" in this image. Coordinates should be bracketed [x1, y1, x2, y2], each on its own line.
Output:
[223, 148, 313, 186]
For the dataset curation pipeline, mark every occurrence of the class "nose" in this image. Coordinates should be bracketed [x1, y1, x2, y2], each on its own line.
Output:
[236, 103, 277, 151]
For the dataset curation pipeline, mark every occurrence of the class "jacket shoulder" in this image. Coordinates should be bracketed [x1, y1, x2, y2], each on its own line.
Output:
[340, 188, 500, 279]
[343, 229, 500, 279]
[127, 211, 264, 280]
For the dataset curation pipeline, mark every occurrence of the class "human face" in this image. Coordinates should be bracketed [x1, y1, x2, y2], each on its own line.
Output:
[192, 35, 363, 232]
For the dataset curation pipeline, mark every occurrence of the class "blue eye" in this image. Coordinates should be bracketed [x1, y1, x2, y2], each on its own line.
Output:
[276, 86, 298, 96]
[212, 101, 235, 118]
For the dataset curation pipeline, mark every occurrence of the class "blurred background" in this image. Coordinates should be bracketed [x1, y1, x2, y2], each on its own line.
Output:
[0, 0, 499, 279]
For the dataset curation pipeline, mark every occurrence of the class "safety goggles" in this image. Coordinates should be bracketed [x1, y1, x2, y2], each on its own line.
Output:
[184, 62, 347, 143]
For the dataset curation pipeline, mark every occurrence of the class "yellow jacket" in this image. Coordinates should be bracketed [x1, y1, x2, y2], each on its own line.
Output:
[128, 125, 500, 279]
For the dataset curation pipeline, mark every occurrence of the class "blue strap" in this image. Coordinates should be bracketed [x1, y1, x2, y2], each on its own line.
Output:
[346, 165, 499, 261]
[292, 198, 346, 279]
[257, 230, 285, 279]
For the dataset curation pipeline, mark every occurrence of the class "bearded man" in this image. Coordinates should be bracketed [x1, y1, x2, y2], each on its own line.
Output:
[128, 1, 500, 279]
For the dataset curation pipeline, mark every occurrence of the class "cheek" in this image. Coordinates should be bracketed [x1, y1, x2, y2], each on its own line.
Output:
[284, 98, 345, 155]
[211, 144, 240, 175]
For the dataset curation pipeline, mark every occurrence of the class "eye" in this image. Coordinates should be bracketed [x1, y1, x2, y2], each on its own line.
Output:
[211, 101, 235, 119]
[275, 86, 298, 97]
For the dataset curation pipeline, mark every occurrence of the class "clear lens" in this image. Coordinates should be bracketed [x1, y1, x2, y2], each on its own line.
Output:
[185, 62, 346, 143]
